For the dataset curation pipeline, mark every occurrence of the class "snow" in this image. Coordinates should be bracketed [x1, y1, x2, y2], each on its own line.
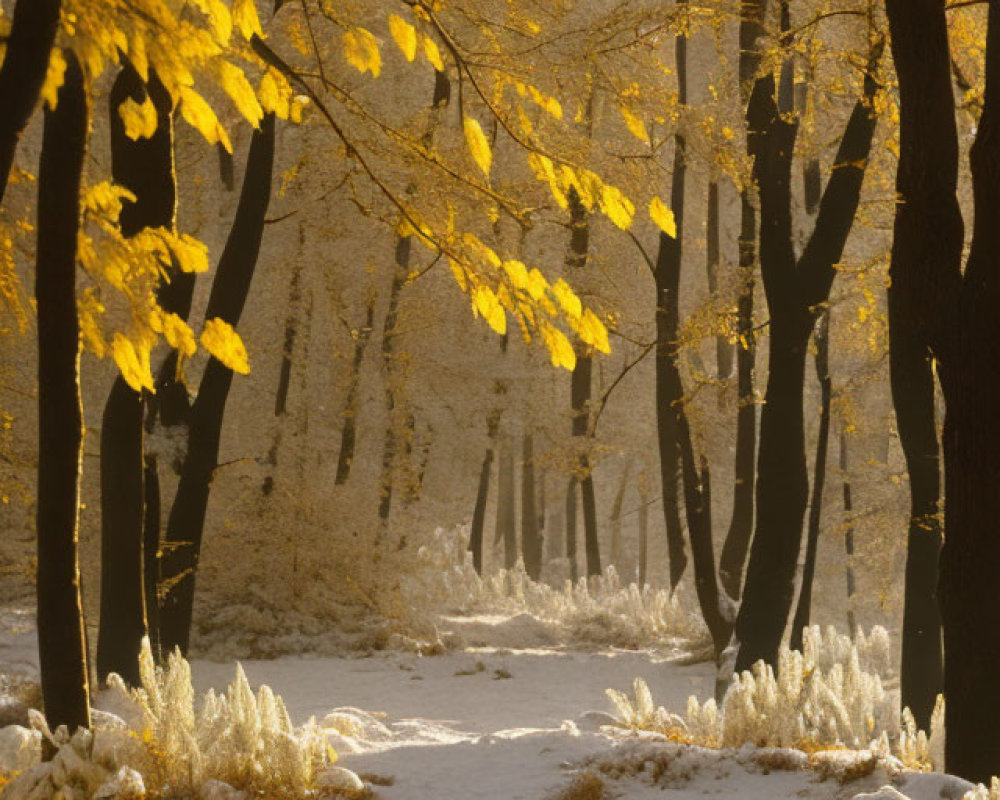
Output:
[0, 607, 983, 800]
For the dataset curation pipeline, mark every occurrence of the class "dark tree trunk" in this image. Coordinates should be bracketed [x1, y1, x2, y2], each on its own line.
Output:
[35, 50, 91, 734]
[158, 114, 276, 656]
[718, 192, 758, 600]
[579, 468, 601, 578]
[790, 310, 831, 653]
[840, 429, 857, 639]
[735, 30, 882, 672]
[884, 0, 966, 764]
[97, 63, 175, 686]
[469, 449, 493, 575]
[637, 471, 650, 587]
[0, 0, 61, 205]
[377, 247, 406, 531]
[566, 477, 578, 583]
[335, 297, 375, 484]
[521, 433, 542, 580]
[717, 0, 766, 603]
[495, 437, 517, 570]
[705, 181, 733, 379]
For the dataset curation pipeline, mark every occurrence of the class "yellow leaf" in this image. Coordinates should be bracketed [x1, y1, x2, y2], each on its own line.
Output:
[473, 285, 506, 335]
[600, 184, 635, 230]
[118, 95, 159, 140]
[620, 106, 650, 144]
[258, 68, 291, 119]
[541, 323, 576, 371]
[527, 153, 567, 209]
[190, 0, 232, 43]
[389, 14, 418, 62]
[578, 309, 610, 354]
[422, 35, 444, 71]
[232, 0, 264, 40]
[449, 260, 468, 292]
[463, 117, 492, 178]
[167, 233, 210, 273]
[78, 290, 106, 358]
[219, 61, 263, 126]
[178, 87, 232, 152]
[649, 196, 677, 238]
[112, 333, 155, 392]
[40, 49, 66, 110]
[343, 28, 382, 78]
[201, 318, 250, 374]
[161, 312, 197, 357]
[551, 279, 582, 320]
[503, 260, 529, 290]
[289, 95, 309, 124]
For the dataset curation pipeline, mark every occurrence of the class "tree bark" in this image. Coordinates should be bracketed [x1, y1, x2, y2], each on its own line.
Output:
[334, 297, 375, 484]
[790, 309, 831, 653]
[736, 28, 882, 673]
[35, 49, 91, 734]
[717, 0, 767, 601]
[566, 477, 578, 583]
[521, 433, 542, 580]
[469, 449, 493, 575]
[97, 63, 175, 686]
[158, 114, 276, 655]
[0, 0, 61, 205]
[609, 460, 631, 571]
[637, 471, 650, 587]
[494, 436, 517, 570]
[377, 248, 406, 531]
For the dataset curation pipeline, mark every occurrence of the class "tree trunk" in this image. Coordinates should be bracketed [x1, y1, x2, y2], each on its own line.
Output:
[97, 63, 175, 686]
[334, 297, 375, 484]
[494, 436, 517, 570]
[158, 114, 276, 656]
[637, 471, 650, 587]
[790, 309, 831, 653]
[717, 0, 766, 602]
[735, 27, 882, 672]
[566, 477, 578, 583]
[0, 0, 61, 205]
[609, 460, 631, 571]
[521, 432, 542, 580]
[35, 49, 91, 734]
[377, 247, 406, 532]
[469, 448, 493, 575]
[705, 181, 733, 379]
[840, 429, 857, 639]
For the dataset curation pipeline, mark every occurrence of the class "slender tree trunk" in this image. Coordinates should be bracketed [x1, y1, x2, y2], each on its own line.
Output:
[840, 429, 857, 639]
[158, 114, 276, 655]
[521, 433, 542, 580]
[335, 297, 375, 484]
[609, 460, 631, 571]
[494, 436, 517, 570]
[717, 0, 767, 602]
[705, 181, 733, 379]
[377, 252, 406, 531]
[97, 63, 175, 686]
[0, 0, 61, 205]
[790, 309, 831, 653]
[566, 477, 578, 583]
[35, 50, 91, 734]
[469, 449, 493, 575]
[637, 471, 650, 587]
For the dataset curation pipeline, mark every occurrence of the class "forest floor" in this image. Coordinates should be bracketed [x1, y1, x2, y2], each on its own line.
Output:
[0, 606, 980, 800]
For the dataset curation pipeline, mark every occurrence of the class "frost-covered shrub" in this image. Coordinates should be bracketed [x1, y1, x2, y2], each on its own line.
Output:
[1, 639, 345, 799]
[607, 625, 942, 770]
[116, 638, 333, 796]
[394, 526, 706, 649]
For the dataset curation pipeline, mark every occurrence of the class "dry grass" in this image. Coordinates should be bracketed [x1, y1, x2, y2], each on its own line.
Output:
[547, 770, 606, 800]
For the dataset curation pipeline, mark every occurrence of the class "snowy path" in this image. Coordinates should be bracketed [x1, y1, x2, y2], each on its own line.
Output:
[189, 648, 969, 800]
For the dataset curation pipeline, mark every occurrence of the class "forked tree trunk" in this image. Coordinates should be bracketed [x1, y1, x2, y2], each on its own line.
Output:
[35, 50, 91, 734]
[97, 63, 175, 686]
[735, 24, 882, 672]
[158, 114, 276, 655]
[0, 0, 61, 204]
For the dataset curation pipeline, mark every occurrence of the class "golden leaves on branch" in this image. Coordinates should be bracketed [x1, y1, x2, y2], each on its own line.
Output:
[342, 27, 382, 77]
[463, 117, 493, 178]
[201, 318, 250, 374]
[650, 196, 677, 238]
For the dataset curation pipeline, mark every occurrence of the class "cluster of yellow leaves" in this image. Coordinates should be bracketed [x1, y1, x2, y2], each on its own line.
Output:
[75, 183, 249, 391]
[46, 0, 305, 151]
[438, 231, 609, 370]
[345, 11, 445, 79]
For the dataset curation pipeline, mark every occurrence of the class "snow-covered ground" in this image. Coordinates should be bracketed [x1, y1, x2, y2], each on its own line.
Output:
[0, 605, 982, 800]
